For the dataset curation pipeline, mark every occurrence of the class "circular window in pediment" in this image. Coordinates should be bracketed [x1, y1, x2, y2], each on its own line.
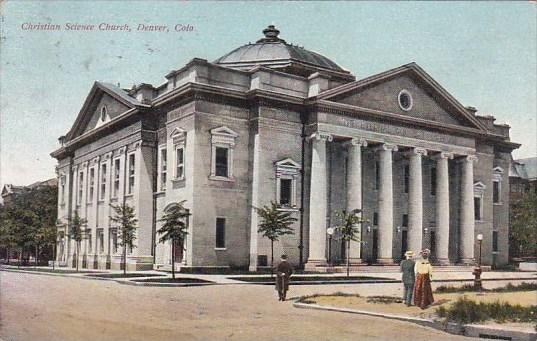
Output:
[100, 106, 108, 121]
[398, 90, 413, 111]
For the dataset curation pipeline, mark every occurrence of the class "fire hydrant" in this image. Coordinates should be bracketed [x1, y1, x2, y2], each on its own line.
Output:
[472, 266, 482, 291]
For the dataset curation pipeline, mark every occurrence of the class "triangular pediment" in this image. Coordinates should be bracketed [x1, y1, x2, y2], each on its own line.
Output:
[66, 82, 144, 141]
[317, 63, 487, 131]
[210, 126, 239, 138]
[275, 158, 301, 169]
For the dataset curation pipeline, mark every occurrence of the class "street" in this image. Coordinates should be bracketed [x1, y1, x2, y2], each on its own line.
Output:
[0, 271, 475, 341]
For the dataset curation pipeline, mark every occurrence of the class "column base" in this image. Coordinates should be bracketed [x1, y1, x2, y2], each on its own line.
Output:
[435, 258, 452, 266]
[347, 257, 364, 265]
[458, 258, 476, 266]
[304, 259, 327, 271]
[248, 265, 258, 272]
[376, 258, 396, 265]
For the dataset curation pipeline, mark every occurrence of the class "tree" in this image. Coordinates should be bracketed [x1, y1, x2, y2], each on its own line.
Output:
[0, 211, 16, 265]
[510, 191, 537, 258]
[70, 210, 86, 272]
[255, 201, 297, 277]
[334, 209, 367, 277]
[36, 224, 58, 269]
[157, 201, 190, 279]
[110, 203, 138, 275]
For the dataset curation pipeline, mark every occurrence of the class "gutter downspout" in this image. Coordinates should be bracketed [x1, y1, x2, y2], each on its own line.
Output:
[299, 111, 306, 269]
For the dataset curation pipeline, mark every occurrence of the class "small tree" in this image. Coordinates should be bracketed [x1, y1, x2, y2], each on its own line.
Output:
[510, 192, 537, 258]
[70, 210, 86, 272]
[157, 201, 190, 279]
[110, 203, 138, 275]
[255, 201, 297, 277]
[334, 209, 367, 277]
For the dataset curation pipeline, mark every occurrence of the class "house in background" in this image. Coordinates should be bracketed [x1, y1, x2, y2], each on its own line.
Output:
[51, 25, 519, 271]
[1, 178, 58, 206]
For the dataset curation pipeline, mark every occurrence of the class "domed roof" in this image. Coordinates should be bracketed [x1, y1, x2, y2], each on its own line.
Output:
[214, 26, 354, 81]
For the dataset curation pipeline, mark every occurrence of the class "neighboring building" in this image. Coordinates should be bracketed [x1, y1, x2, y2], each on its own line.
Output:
[1, 178, 58, 206]
[509, 157, 537, 199]
[51, 26, 519, 271]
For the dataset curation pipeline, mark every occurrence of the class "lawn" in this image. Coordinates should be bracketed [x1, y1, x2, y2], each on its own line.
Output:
[132, 277, 213, 284]
[88, 273, 167, 279]
[232, 275, 395, 284]
[6, 267, 103, 274]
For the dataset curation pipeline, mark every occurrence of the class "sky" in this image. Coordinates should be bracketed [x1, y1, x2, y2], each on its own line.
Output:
[1, 1, 536, 190]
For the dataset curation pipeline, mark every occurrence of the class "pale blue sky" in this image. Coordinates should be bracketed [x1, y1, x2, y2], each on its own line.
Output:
[1, 1, 536, 189]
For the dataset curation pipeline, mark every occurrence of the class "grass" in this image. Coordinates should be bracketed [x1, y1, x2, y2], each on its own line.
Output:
[435, 296, 537, 325]
[232, 276, 393, 283]
[89, 273, 166, 279]
[365, 296, 403, 304]
[132, 277, 213, 283]
[6, 267, 103, 274]
[297, 292, 360, 304]
[435, 282, 537, 293]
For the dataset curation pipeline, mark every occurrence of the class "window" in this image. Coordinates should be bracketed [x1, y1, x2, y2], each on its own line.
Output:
[110, 229, 118, 254]
[493, 181, 500, 204]
[78, 171, 84, 204]
[128, 154, 135, 194]
[404, 165, 409, 194]
[113, 159, 120, 198]
[275, 158, 301, 208]
[159, 147, 167, 191]
[215, 218, 226, 249]
[398, 90, 413, 111]
[210, 126, 238, 180]
[100, 106, 107, 121]
[215, 147, 228, 177]
[87, 230, 92, 253]
[89, 168, 95, 202]
[373, 212, 378, 226]
[60, 175, 66, 204]
[375, 161, 380, 190]
[402, 214, 408, 227]
[474, 197, 482, 221]
[430, 167, 437, 196]
[97, 229, 104, 253]
[100, 164, 107, 200]
[492, 231, 499, 252]
[175, 146, 184, 179]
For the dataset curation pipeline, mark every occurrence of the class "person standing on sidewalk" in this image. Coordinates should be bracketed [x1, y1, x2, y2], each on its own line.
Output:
[275, 254, 293, 301]
[413, 249, 434, 309]
[400, 251, 415, 306]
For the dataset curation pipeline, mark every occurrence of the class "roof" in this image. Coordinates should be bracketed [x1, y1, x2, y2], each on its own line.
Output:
[1, 178, 58, 198]
[511, 157, 537, 180]
[214, 25, 352, 79]
[97, 82, 143, 107]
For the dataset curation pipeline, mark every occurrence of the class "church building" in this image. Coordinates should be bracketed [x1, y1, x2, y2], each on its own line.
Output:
[51, 26, 519, 271]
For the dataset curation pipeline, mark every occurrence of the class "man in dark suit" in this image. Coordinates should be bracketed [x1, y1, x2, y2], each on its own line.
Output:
[400, 250, 415, 306]
[275, 254, 293, 301]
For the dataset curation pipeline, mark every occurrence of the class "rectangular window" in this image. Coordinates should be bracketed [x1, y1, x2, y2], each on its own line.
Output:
[113, 159, 120, 198]
[78, 171, 84, 204]
[87, 231, 92, 253]
[128, 154, 135, 194]
[175, 146, 184, 179]
[215, 147, 228, 177]
[100, 164, 107, 200]
[160, 148, 167, 191]
[375, 161, 380, 190]
[373, 212, 378, 226]
[492, 231, 499, 252]
[474, 197, 482, 220]
[111, 229, 118, 254]
[402, 214, 408, 227]
[430, 167, 437, 196]
[89, 168, 95, 202]
[97, 229, 104, 253]
[493, 181, 500, 204]
[60, 176, 66, 204]
[404, 165, 409, 194]
[279, 178, 292, 206]
[215, 217, 226, 248]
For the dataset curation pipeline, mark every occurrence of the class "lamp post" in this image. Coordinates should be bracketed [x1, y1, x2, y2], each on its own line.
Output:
[326, 227, 335, 267]
[473, 233, 484, 291]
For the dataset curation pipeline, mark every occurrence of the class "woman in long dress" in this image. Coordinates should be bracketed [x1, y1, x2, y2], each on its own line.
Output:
[413, 249, 434, 309]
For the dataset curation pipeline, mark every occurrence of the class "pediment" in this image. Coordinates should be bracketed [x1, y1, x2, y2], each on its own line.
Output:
[275, 158, 301, 169]
[317, 63, 487, 131]
[66, 82, 143, 141]
[210, 126, 239, 138]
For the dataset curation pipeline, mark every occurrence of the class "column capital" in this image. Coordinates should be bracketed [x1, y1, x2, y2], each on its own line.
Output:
[307, 132, 333, 142]
[412, 147, 428, 156]
[465, 154, 478, 163]
[344, 137, 368, 148]
[377, 143, 398, 152]
[433, 151, 454, 160]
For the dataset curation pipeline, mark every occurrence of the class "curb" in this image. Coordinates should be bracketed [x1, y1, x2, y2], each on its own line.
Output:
[293, 302, 537, 341]
[115, 280, 216, 287]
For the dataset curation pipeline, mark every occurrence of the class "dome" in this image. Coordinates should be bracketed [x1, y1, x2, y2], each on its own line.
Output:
[214, 26, 354, 81]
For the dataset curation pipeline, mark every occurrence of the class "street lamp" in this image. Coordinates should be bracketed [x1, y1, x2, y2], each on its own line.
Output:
[326, 227, 335, 267]
[473, 233, 484, 291]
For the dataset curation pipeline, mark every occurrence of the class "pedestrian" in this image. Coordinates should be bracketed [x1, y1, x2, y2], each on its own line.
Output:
[413, 249, 434, 309]
[275, 254, 293, 301]
[400, 250, 415, 306]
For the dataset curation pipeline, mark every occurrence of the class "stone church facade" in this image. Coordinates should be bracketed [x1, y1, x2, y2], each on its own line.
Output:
[51, 26, 519, 271]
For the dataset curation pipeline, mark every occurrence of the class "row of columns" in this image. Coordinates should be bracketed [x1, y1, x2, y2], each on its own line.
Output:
[307, 133, 477, 267]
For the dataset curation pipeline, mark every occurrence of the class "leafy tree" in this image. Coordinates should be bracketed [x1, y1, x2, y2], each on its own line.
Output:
[70, 210, 86, 272]
[0, 211, 16, 264]
[255, 201, 297, 276]
[110, 203, 138, 275]
[157, 201, 190, 279]
[37, 224, 58, 269]
[510, 192, 537, 258]
[334, 209, 367, 277]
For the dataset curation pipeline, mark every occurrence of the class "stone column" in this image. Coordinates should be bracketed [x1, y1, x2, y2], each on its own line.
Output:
[435, 151, 454, 265]
[346, 138, 367, 264]
[460, 155, 478, 264]
[377, 143, 398, 264]
[407, 147, 427, 254]
[306, 132, 332, 268]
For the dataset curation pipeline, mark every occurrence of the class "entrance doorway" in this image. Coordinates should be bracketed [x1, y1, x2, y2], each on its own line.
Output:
[372, 229, 378, 262]
[401, 230, 408, 259]
[173, 238, 184, 264]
